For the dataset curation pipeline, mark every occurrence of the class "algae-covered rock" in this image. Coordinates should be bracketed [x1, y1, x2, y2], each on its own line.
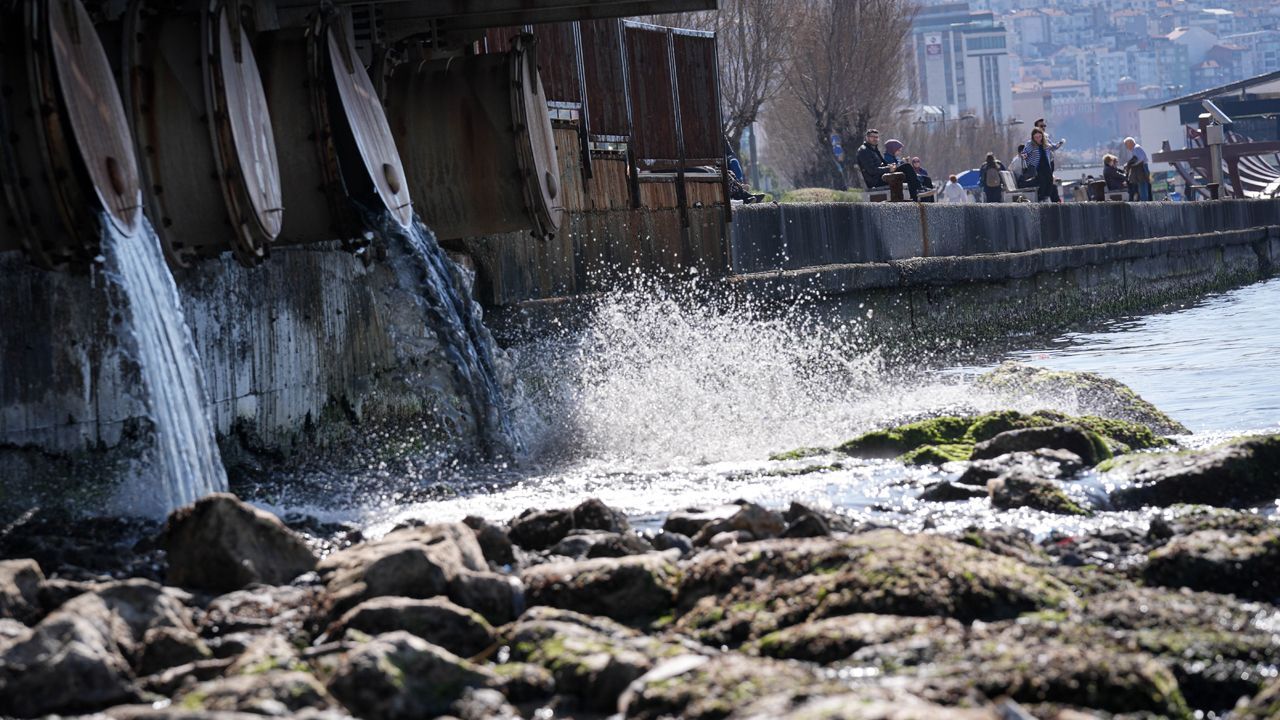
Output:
[174, 670, 338, 715]
[989, 470, 1091, 516]
[325, 596, 495, 658]
[978, 362, 1190, 435]
[521, 551, 679, 624]
[1143, 527, 1280, 602]
[618, 653, 844, 720]
[752, 613, 961, 664]
[1109, 435, 1280, 509]
[326, 631, 496, 720]
[838, 409, 1162, 466]
[674, 529, 1073, 646]
[506, 607, 688, 712]
[972, 425, 1110, 465]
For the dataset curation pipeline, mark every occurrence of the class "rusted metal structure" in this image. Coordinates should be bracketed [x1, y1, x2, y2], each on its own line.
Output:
[1, 0, 723, 283]
[0, 0, 142, 270]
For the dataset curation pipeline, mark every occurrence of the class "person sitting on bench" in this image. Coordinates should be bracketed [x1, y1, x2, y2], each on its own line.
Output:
[856, 129, 921, 200]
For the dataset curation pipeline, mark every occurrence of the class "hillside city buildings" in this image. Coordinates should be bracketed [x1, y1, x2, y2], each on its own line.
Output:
[908, 0, 1280, 148]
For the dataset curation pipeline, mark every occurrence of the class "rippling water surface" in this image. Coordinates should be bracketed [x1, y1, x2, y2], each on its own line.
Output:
[254, 277, 1280, 537]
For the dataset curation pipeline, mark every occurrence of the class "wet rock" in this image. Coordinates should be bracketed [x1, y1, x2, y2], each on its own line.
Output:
[972, 425, 1109, 465]
[1143, 527, 1280, 602]
[39, 576, 93, 612]
[138, 626, 212, 676]
[572, 498, 631, 534]
[839, 410, 1163, 466]
[1147, 506, 1275, 540]
[327, 596, 495, 658]
[0, 599, 140, 715]
[781, 511, 831, 538]
[0, 617, 29, 653]
[161, 494, 317, 593]
[326, 631, 496, 720]
[462, 516, 515, 568]
[138, 656, 235, 697]
[618, 653, 843, 720]
[447, 570, 524, 626]
[201, 584, 322, 644]
[957, 450, 1085, 488]
[662, 505, 739, 538]
[174, 670, 338, 715]
[506, 607, 687, 712]
[977, 362, 1190, 436]
[989, 470, 1090, 516]
[675, 530, 1073, 646]
[920, 480, 988, 502]
[551, 530, 653, 559]
[1109, 435, 1280, 509]
[914, 642, 1191, 718]
[522, 551, 679, 623]
[507, 508, 573, 551]
[690, 502, 786, 546]
[225, 632, 305, 676]
[0, 559, 44, 624]
[451, 687, 520, 720]
[753, 613, 961, 664]
[740, 696, 1002, 719]
[317, 523, 486, 620]
[490, 661, 555, 702]
[651, 531, 693, 555]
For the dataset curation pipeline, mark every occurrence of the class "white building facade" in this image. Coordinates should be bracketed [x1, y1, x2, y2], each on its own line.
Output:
[911, 3, 1014, 122]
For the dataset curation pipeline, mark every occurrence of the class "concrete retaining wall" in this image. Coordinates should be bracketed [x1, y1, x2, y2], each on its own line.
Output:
[0, 240, 485, 507]
[730, 199, 1280, 273]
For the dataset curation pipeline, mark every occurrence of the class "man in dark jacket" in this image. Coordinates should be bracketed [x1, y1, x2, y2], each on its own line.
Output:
[856, 129, 921, 200]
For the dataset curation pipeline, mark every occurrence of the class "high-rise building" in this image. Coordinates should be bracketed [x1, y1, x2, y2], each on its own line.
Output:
[910, 3, 1014, 121]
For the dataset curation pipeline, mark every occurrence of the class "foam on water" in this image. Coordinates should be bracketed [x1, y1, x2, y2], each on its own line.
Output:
[101, 215, 226, 516]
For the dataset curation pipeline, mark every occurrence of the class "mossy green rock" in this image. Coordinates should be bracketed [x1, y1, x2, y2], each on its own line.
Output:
[978, 362, 1190, 435]
[837, 409, 1164, 466]
[1144, 527, 1280, 602]
[990, 470, 1091, 516]
[521, 552, 679, 624]
[752, 614, 961, 664]
[674, 529, 1073, 647]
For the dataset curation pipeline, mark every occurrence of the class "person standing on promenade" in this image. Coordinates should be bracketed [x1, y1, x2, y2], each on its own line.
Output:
[1024, 128, 1060, 203]
[981, 153, 1004, 203]
[1033, 118, 1066, 151]
[1124, 136, 1152, 201]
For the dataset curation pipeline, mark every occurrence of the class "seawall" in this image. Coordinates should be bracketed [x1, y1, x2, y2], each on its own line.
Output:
[723, 199, 1280, 340]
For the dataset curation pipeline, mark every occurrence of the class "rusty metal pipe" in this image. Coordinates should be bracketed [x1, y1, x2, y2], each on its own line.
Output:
[124, 0, 282, 268]
[385, 35, 563, 241]
[0, 0, 142, 270]
[256, 13, 414, 246]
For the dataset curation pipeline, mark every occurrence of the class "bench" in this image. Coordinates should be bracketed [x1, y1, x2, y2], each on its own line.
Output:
[1000, 170, 1038, 202]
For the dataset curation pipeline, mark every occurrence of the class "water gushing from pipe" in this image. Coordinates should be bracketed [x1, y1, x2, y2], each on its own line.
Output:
[100, 214, 227, 516]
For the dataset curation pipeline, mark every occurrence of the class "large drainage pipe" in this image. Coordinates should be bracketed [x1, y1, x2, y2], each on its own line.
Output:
[0, 0, 143, 270]
[257, 13, 413, 245]
[385, 35, 564, 241]
[124, 0, 281, 268]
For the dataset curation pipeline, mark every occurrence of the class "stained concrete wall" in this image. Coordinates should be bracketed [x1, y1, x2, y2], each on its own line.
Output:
[0, 239, 486, 507]
[730, 199, 1280, 273]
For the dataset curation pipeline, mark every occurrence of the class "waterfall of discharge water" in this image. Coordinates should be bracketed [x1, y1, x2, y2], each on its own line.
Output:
[100, 213, 227, 516]
[370, 212, 522, 459]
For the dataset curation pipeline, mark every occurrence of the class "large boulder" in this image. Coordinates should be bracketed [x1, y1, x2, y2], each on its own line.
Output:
[521, 552, 680, 624]
[977, 362, 1189, 435]
[317, 523, 486, 619]
[506, 607, 685, 712]
[0, 559, 45, 624]
[161, 494, 317, 593]
[1109, 435, 1280, 509]
[971, 425, 1109, 465]
[753, 613, 961, 664]
[507, 498, 631, 551]
[326, 596, 495, 658]
[0, 579, 189, 717]
[1143, 527, 1280, 602]
[326, 631, 496, 720]
[689, 502, 786, 546]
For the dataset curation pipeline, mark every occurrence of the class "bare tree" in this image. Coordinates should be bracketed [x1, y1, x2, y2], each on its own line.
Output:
[780, 0, 917, 189]
[655, 0, 792, 149]
[891, 117, 1027, 181]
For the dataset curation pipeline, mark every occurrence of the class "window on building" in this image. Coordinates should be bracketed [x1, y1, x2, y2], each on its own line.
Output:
[967, 35, 1007, 51]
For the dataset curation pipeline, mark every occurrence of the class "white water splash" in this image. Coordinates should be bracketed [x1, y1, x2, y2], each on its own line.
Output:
[101, 215, 226, 516]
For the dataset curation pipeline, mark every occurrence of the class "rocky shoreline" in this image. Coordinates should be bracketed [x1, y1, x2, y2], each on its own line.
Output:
[1, 366, 1278, 719]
